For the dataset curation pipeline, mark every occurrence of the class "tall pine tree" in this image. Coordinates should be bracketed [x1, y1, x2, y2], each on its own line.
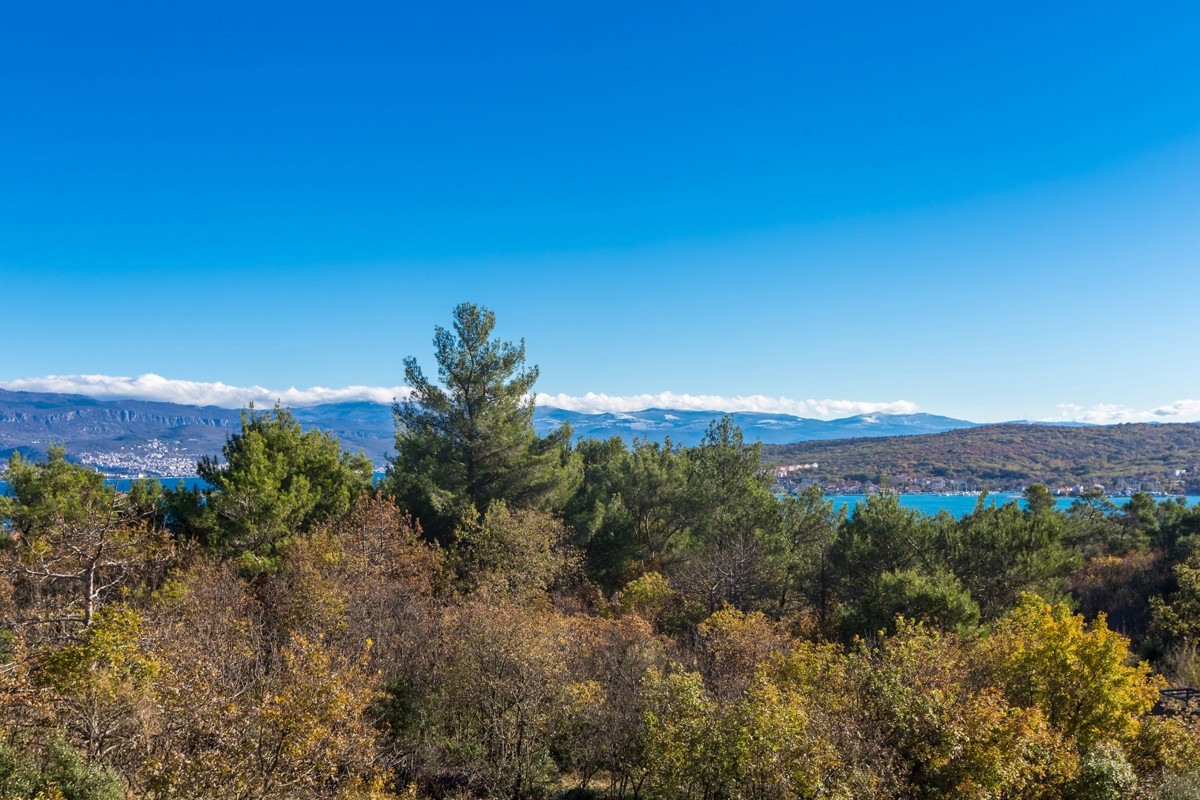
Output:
[387, 303, 574, 538]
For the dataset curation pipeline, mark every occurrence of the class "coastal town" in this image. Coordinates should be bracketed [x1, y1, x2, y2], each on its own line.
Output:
[72, 439, 206, 479]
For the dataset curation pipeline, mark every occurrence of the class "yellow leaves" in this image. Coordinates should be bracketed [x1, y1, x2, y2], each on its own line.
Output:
[640, 668, 718, 795]
[39, 607, 160, 697]
[127, 561, 384, 798]
[698, 606, 779, 652]
[23, 537, 53, 562]
[729, 674, 836, 800]
[450, 501, 576, 600]
[1128, 715, 1200, 781]
[617, 571, 675, 616]
[9, 474, 1197, 799]
[566, 679, 604, 714]
[697, 606, 787, 701]
[641, 665, 839, 800]
[615, 571, 696, 633]
[980, 594, 1163, 748]
[767, 640, 847, 695]
[428, 601, 583, 795]
[233, 633, 381, 793]
[842, 618, 1080, 799]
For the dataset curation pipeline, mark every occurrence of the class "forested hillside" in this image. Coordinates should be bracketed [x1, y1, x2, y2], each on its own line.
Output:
[762, 422, 1200, 491]
[4, 304, 1200, 800]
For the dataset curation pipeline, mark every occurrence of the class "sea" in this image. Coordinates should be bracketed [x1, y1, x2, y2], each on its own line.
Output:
[1, 480, 1197, 520]
[825, 494, 1200, 518]
[0, 477, 210, 494]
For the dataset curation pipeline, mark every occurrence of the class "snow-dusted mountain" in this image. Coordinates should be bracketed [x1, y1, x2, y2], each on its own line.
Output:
[533, 408, 978, 446]
[0, 388, 980, 474]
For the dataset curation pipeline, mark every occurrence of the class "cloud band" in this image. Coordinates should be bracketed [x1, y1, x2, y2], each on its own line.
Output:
[1, 373, 917, 419]
[7, 374, 1197, 424]
[1049, 400, 1200, 425]
[0, 374, 411, 409]
[533, 391, 919, 418]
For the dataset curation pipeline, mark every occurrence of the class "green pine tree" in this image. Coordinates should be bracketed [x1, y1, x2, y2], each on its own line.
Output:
[386, 303, 575, 539]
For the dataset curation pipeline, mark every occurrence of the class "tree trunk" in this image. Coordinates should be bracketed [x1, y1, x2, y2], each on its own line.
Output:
[84, 564, 96, 627]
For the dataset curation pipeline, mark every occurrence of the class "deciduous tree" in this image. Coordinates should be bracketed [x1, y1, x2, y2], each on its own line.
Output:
[980, 595, 1163, 749]
[1, 447, 172, 632]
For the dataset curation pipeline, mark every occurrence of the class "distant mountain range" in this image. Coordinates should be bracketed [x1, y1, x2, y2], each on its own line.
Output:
[0, 390, 400, 473]
[534, 408, 980, 445]
[0, 388, 998, 475]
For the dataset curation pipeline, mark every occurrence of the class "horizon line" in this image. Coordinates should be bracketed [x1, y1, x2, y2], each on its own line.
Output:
[1, 373, 1198, 426]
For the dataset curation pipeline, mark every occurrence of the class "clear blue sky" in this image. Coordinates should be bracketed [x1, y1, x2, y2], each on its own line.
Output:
[3, 1, 1200, 422]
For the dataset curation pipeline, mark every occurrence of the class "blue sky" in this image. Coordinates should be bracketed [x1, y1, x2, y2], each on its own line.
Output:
[3, 1, 1200, 423]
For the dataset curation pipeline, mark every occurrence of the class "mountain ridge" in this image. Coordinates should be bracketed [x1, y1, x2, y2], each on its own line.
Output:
[534, 407, 979, 445]
[0, 389, 983, 474]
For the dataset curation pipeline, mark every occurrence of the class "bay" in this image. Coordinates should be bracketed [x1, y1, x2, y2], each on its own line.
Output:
[1, 477, 210, 494]
[827, 493, 1200, 518]
[4, 480, 1198, 521]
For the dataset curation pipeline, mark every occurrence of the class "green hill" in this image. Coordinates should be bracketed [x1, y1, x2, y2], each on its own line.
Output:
[760, 422, 1200, 492]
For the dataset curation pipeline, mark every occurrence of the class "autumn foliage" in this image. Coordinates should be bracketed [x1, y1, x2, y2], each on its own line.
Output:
[3, 477, 1198, 799]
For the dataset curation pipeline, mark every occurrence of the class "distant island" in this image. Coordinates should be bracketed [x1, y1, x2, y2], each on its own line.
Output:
[763, 422, 1200, 496]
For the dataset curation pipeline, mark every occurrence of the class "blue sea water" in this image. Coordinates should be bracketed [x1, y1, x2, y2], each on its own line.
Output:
[2, 480, 1197, 520]
[0, 477, 210, 494]
[827, 494, 1200, 518]
[134, 477, 210, 492]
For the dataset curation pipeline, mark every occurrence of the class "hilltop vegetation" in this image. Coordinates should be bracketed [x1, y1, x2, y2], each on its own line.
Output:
[4, 304, 1200, 800]
[762, 423, 1200, 491]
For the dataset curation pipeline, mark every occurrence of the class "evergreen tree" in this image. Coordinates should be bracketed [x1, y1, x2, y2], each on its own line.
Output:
[387, 303, 574, 538]
[1, 446, 111, 537]
[686, 416, 779, 550]
[166, 405, 372, 572]
[573, 436, 695, 587]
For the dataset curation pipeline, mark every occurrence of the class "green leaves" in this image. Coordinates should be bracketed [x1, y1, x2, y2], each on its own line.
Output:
[170, 404, 373, 570]
[2, 445, 112, 537]
[388, 303, 575, 539]
[842, 569, 981, 638]
[939, 495, 1069, 619]
[1150, 555, 1200, 647]
[1, 450, 173, 631]
[0, 735, 125, 800]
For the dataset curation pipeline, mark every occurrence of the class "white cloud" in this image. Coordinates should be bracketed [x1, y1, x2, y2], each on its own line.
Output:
[1150, 399, 1200, 418]
[0, 374, 921, 420]
[0, 374, 412, 409]
[18, 375, 1196, 427]
[1048, 400, 1200, 425]
[534, 391, 919, 418]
